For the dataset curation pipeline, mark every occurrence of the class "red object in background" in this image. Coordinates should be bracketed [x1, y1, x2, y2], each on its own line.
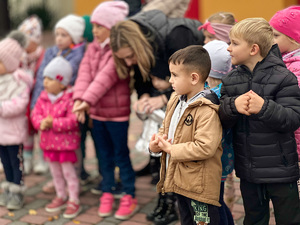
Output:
[184, 0, 200, 20]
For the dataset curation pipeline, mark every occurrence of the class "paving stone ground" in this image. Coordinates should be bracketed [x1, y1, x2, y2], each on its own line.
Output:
[0, 31, 276, 225]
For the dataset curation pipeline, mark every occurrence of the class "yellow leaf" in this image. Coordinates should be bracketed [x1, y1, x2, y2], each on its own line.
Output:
[72, 220, 81, 224]
[29, 209, 37, 215]
[8, 212, 14, 217]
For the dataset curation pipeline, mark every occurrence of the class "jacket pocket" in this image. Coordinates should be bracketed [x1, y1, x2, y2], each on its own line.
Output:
[173, 161, 205, 193]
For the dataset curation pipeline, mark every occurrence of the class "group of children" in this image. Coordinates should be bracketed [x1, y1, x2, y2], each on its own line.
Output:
[0, 2, 299, 225]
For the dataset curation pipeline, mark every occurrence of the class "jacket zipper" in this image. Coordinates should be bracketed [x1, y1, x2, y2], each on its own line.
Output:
[247, 70, 253, 179]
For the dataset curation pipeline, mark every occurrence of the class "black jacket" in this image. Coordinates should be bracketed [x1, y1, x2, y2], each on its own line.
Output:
[219, 44, 300, 183]
[130, 10, 204, 98]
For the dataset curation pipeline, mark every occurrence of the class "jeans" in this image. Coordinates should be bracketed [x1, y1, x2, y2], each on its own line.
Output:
[92, 120, 135, 196]
[0, 145, 23, 184]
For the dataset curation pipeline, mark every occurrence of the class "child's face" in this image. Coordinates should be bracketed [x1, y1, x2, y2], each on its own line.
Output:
[150, 75, 171, 92]
[43, 77, 65, 95]
[26, 40, 38, 54]
[169, 62, 194, 99]
[0, 62, 7, 75]
[203, 29, 217, 44]
[55, 28, 73, 50]
[92, 23, 110, 43]
[227, 36, 252, 66]
[272, 28, 293, 54]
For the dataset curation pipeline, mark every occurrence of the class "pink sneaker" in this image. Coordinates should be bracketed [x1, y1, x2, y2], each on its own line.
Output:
[98, 192, 114, 217]
[114, 194, 139, 220]
[63, 201, 82, 218]
[45, 197, 67, 212]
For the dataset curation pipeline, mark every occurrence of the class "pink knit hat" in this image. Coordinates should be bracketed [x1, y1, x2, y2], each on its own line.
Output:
[269, 6, 300, 43]
[91, 1, 129, 29]
[0, 38, 24, 72]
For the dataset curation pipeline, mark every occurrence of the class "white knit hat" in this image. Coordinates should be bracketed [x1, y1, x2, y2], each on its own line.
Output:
[55, 14, 85, 44]
[18, 15, 43, 44]
[203, 40, 232, 79]
[43, 56, 72, 86]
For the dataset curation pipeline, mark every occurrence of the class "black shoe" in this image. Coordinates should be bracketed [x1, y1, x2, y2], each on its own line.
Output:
[135, 162, 151, 177]
[146, 194, 165, 221]
[153, 204, 178, 225]
[80, 171, 93, 185]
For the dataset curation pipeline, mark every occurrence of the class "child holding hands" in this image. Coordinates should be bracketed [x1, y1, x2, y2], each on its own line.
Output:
[149, 45, 223, 225]
[219, 18, 300, 224]
[31, 57, 81, 218]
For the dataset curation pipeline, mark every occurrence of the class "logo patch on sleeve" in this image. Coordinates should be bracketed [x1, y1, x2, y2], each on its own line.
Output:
[184, 114, 193, 126]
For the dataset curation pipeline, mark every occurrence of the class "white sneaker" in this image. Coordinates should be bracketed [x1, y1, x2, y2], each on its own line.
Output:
[0, 161, 3, 173]
[33, 161, 49, 174]
[23, 157, 33, 175]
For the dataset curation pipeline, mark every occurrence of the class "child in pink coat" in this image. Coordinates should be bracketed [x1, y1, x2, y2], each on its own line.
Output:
[0, 31, 33, 210]
[73, 1, 138, 220]
[31, 56, 81, 218]
[270, 6, 300, 197]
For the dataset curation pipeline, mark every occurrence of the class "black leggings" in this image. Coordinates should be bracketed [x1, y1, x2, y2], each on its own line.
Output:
[0, 145, 23, 185]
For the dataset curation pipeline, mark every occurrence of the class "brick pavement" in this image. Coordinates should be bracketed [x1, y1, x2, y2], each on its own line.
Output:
[0, 32, 276, 225]
[0, 105, 276, 225]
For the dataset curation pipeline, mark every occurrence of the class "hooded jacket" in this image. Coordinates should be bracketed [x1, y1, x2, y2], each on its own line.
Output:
[0, 69, 33, 145]
[31, 90, 80, 151]
[156, 92, 223, 207]
[219, 44, 300, 184]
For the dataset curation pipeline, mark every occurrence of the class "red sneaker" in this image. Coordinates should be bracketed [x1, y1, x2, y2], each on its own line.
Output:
[114, 195, 139, 220]
[98, 192, 114, 217]
[45, 197, 67, 212]
[63, 201, 82, 218]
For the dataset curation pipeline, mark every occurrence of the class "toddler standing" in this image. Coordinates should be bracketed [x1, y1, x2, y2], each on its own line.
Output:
[18, 15, 45, 174]
[72, 1, 138, 220]
[30, 14, 85, 192]
[204, 40, 234, 225]
[0, 31, 33, 210]
[31, 56, 81, 218]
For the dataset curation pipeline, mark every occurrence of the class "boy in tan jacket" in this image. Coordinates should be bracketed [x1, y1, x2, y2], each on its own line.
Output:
[149, 45, 223, 225]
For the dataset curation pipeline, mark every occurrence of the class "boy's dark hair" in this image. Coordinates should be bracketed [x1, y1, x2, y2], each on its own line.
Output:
[168, 45, 211, 83]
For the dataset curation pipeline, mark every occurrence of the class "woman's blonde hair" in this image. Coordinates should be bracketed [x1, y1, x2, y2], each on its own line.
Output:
[110, 20, 155, 81]
[208, 12, 236, 25]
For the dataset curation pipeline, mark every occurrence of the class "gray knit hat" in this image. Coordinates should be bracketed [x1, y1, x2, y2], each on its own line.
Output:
[43, 56, 72, 86]
[203, 40, 232, 79]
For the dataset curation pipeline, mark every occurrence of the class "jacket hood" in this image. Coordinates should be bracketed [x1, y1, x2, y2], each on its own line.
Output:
[13, 69, 33, 90]
[174, 89, 220, 112]
[40, 88, 73, 101]
[238, 44, 286, 73]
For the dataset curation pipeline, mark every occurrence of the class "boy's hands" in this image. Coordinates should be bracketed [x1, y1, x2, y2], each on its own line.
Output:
[247, 90, 264, 114]
[235, 94, 251, 116]
[234, 90, 264, 115]
[149, 134, 172, 154]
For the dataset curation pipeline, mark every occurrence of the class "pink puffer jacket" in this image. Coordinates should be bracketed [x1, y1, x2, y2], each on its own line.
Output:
[73, 41, 130, 121]
[283, 49, 300, 160]
[31, 90, 80, 151]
